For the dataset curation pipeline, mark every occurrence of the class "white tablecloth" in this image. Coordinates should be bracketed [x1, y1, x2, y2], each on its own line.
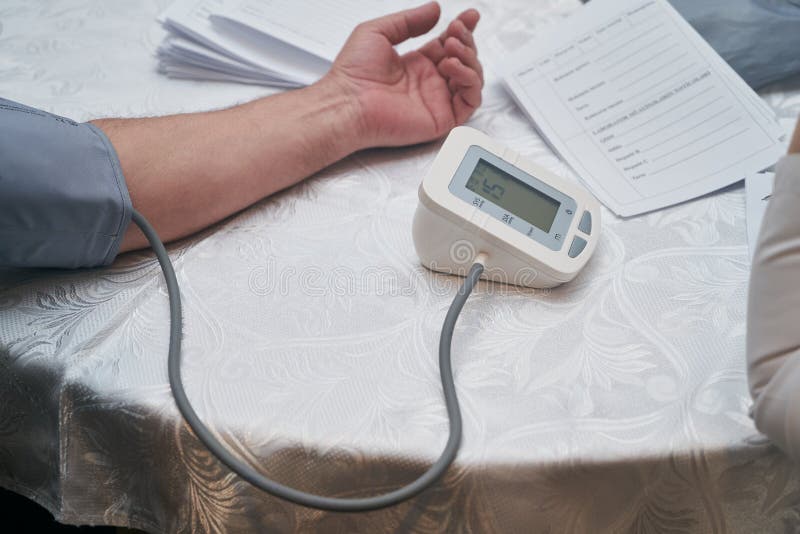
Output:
[2, 1, 800, 532]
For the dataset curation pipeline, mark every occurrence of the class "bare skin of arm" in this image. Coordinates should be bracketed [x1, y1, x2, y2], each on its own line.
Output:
[93, 2, 484, 252]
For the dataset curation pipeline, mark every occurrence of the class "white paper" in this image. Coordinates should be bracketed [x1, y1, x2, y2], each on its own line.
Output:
[158, 35, 299, 86]
[157, 0, 424, 86]
[500, 0, 784, 217]
[745, 172, 775, 259]
[159, 0, 330, 85]
[209, 0, 412, 63]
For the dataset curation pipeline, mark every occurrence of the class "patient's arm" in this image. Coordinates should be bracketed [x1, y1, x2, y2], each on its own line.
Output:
[95, 2, 482, 252]
[747, 118, 800, 459]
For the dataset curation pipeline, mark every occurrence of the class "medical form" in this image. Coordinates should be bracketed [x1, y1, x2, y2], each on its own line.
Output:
[500, 0, 784, 216]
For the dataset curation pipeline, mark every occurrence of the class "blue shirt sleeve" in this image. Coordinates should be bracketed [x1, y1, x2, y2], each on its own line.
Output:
[0, 98, 132, 269]
[671, 0, 800, 89]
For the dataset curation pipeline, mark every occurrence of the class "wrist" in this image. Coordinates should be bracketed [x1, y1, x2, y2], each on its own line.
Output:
[302, 75, 370, 157]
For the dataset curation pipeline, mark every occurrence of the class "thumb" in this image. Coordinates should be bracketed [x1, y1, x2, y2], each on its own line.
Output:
[359, 2, 441, 45]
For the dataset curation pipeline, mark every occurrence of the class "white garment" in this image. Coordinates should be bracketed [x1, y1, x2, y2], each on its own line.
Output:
[748, 154, 800, 459]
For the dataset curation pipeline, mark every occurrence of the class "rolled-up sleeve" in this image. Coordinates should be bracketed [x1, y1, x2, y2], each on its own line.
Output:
[0, 98, 132, 268]
[748, 154, 800, 460]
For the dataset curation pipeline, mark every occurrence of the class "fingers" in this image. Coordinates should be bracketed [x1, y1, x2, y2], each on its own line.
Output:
[356, 1, 441, 45]
[399, 7, 482, 125]
[444, 35, 482, 87]
[457, 8, 480, 32]
[419, 9, 480, 64]
[438, 57, 482, 124]
[449, 14, 478, 51]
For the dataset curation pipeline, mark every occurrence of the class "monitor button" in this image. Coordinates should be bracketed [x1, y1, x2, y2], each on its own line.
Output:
[578, 210, 592, 234]
[568, 236, 588, 258]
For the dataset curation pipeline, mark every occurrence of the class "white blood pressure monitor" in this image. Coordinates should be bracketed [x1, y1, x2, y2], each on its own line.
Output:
[413, 127, 601, 288]
[137, 125, 603, 512]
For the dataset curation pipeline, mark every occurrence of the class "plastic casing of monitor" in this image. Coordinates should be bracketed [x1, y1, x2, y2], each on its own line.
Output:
[413, 126, 601, 288]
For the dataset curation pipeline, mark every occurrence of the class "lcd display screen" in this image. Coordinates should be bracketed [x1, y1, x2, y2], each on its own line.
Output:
[465, 159, 561, 233]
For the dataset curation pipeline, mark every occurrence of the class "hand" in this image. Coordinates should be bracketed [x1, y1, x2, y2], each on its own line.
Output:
[321, 2, 483, 148]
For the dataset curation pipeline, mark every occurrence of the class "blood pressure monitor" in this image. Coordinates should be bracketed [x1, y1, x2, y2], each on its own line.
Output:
[136, 125, 603, 514]
[413, 126, 601, 288]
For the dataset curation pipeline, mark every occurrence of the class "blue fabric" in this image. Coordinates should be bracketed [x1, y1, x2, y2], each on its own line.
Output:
[0, 98, 132, 268]
[671, 0, 800, 89]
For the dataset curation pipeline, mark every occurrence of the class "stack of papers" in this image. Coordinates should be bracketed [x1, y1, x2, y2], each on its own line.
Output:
[499, 0, 785, 216]
[156, 0, 411, 87]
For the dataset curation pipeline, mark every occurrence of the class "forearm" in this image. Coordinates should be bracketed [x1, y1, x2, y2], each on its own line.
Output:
[95, 79, 364, 252]
[93, 2, 483, 254]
